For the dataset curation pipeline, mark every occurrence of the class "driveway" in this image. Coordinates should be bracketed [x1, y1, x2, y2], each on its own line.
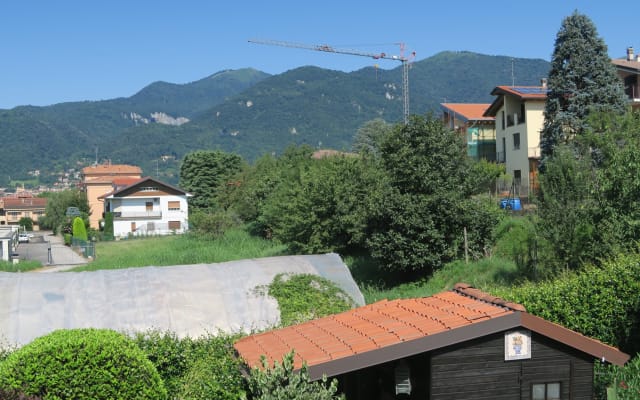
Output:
[15, 231, 87, 272]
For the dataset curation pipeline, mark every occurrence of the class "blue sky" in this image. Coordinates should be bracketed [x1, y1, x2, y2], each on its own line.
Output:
[1, 1, 639, 109]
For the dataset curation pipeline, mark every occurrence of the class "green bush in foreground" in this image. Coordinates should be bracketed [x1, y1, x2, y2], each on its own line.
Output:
[246, 351, 344, 400]
[496, 253, 640, 355]
[133, 330, 246, 400]
[611, 355, 640, 400]
[0, 328, 167, 399]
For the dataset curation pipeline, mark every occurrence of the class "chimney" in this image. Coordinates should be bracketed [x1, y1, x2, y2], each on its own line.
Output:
[627, 47, 635, 61]
[541, 78, 548, 88]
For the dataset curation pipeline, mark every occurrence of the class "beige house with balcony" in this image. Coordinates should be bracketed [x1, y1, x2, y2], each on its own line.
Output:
[612, 46, 640, 111]
[484, 83, 548, 198]
[0, 196, 47, 229]
[81, 163, 142, 229]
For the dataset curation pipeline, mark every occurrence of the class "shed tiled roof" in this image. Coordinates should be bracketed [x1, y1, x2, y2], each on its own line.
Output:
[234, 283, 629, 379]
[441, 103, 494, 122]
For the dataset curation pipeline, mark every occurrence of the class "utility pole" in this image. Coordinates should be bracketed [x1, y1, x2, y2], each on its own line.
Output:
[249, 39, 415, 124]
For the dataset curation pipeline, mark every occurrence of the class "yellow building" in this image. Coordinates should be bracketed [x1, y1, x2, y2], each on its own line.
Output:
[484, 82, 548, 198]
[81, 163, 142, 229]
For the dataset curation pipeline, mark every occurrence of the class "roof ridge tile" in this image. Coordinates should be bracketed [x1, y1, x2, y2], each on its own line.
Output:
[453, 283, 526, 312]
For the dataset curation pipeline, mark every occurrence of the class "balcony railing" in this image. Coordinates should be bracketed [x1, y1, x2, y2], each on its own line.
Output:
[113, 211, 162, 219]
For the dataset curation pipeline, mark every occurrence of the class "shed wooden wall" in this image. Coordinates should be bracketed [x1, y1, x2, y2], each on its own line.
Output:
[430, 332, 594, 400]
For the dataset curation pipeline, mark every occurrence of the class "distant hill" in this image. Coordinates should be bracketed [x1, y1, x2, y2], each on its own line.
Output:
[0, 52, 549, 186]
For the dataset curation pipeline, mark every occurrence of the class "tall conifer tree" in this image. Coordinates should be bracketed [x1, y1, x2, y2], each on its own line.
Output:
[540, 11, 627, 159]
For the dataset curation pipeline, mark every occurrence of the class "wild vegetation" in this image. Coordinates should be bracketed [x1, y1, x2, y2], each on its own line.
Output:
[1, 10, 639, 400]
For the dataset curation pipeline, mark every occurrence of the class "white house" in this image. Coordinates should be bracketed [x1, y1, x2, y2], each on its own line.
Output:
[100, 177, 192, 238]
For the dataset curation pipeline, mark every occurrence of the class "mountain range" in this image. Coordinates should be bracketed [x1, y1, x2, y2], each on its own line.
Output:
[0, 51, 550, 186]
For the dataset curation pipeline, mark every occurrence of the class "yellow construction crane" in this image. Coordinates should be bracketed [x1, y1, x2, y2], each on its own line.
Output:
[248, 39, 415, 124]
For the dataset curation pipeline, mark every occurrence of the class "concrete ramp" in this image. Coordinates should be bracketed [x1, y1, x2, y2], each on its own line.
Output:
[0, 253, 364, 346]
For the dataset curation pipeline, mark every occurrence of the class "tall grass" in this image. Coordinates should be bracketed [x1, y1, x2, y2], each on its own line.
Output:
[360, 256, 519, 304]
[70, 228, 287, 272]
[0, 260, 42, 273]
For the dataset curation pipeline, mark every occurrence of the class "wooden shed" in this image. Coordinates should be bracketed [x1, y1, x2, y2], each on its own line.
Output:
[234, 283, 629, 400]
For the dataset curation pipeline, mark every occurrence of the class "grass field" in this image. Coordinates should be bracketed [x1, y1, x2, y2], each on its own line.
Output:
[70, 229, 287, 272]
[359, 257, 519, 304]
[65, 227, 520, 305]
[0, 260, 43, 273]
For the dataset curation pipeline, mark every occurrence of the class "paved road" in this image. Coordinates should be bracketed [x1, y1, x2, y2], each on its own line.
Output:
[15, 231, 88, 272]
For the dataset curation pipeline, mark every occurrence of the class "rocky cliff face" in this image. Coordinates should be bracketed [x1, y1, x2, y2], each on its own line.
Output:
[124, 111, 189, 126]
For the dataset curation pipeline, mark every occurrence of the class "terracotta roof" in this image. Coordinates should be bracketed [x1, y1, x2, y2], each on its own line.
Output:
[612, 58, 640, 72]
[2, 197, 47, 209]
[234, 283, 629, 379]
[81, 164, 142, 176]
[441, 103, 494, 122]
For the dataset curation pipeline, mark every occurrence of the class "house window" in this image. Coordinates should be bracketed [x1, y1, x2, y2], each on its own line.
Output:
[532, 382, 560, 400]
[168, 201, 180, 211]
[146, 202, 153, 212]
[519, 103, 526, 124]
[513, 133, 521, 150]
[168, 221, 181, 230]
[140, 186, 159, 192]
[501, 111, 505, 130]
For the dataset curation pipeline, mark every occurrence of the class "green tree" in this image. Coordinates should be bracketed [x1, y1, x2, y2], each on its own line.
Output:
[259, 153, 378, 254]
[246, 351, 344, 400]
[352, 118, 391, 155]
[72, 216, 88, 241]
[179, 150, 245, 210]
[364, 115, 501, 277]
[18, 217, 33, 231]
[540, 11, 627, 159]
[536, 145, 602, 272]
[39, 189, 90, 234]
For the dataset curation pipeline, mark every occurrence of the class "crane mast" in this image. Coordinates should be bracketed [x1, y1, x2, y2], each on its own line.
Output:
[248, 39, 414, 124]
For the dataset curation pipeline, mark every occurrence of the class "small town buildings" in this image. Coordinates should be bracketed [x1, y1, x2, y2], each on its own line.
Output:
[81, 163, 142, 229]
[483, 83, 548, 198]
[611, 46, 640, 111]
[100, 176, 191, 238]
[441, 103, 496, 161]
[0, 195, 47, 230]
[235, 283, 628, 400]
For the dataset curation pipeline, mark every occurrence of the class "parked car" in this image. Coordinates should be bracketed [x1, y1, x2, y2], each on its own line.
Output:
[18, 233, 30, 243]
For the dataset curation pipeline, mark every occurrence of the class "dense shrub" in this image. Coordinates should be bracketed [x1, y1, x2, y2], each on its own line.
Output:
[177, 334, 246, 400]
[134, 330, 246, 400]
[0, 388, 42, 400]
[268, 273, 355, 326]
[133, 330, 191, 397]
[611, 355, 640, 400]
[0, 328, 167, 399]
[496, 253, 640, 354]
[246, 351, 344, 400]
